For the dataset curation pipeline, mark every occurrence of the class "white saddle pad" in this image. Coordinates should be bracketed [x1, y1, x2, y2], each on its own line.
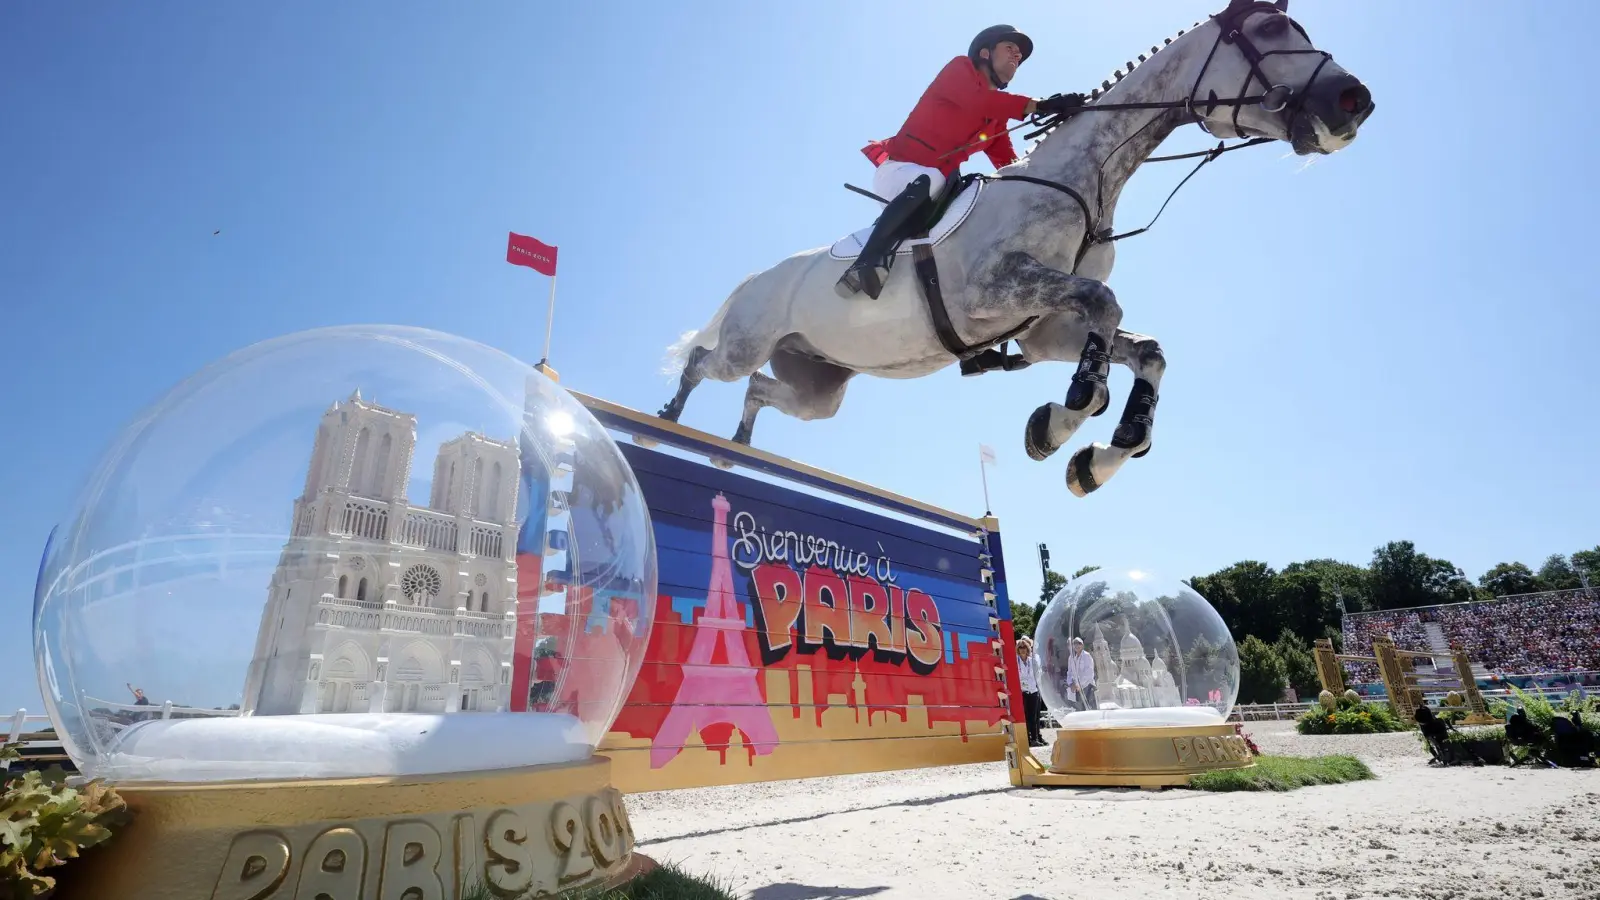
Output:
[827, 178, 985, 261]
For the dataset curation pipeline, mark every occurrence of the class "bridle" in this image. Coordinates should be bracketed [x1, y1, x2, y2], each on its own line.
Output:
[1190, 0, 1332, 141]
[982, 0, 1338, 270]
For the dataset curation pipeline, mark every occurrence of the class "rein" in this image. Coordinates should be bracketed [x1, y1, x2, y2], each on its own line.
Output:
[981, 1, 1328, 270]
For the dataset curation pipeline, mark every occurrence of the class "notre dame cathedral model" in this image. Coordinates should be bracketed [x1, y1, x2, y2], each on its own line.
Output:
[241, 390, 521, 717]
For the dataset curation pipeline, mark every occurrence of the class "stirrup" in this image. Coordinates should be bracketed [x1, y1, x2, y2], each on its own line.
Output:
[959, 347, 1031, 376]
[836, 256, 890, 299]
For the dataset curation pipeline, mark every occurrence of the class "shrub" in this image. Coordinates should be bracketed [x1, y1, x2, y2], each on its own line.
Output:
[1295, 697, 1406, 735]
[1238, 636, 1288, 705]
[0, 744, 130, 898]
[1500, 686, 1600, 766]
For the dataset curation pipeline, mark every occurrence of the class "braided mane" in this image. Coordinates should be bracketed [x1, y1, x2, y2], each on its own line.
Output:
[1026, 19, 1204, 150]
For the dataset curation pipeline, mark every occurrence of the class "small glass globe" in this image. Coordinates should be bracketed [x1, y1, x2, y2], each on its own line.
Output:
[31, 325, 656, 783]
[1034, 566, 1239, 729]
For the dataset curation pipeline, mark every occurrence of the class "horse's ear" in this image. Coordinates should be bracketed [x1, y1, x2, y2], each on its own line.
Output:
[1274, 0, 1288, 9]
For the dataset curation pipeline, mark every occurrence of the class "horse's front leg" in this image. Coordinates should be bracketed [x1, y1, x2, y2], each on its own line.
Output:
[1065, 328, 1164, 497]
[978, 253, 1123, 463]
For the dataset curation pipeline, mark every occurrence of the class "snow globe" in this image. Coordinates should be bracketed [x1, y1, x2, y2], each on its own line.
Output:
[1030, 565, 1253, 786]
[32, 325, 654, 897]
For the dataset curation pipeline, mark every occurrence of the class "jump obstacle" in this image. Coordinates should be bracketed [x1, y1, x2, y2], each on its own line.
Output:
[1313, 637, 1498, 726]
[571, 390, 1254, 792]
[568, 390, 1024, 793]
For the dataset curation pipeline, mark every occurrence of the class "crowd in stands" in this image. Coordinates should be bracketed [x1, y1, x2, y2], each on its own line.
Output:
[1341, 588, 1600, 682]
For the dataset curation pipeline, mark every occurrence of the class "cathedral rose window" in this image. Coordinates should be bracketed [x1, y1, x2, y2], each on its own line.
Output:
[401, 564, 443, 601]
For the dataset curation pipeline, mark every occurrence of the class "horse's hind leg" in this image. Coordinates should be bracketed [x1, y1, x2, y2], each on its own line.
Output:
[659, 345, 710, 422]
[1065, 329, 1165, 497]
[732, 351, 855, 445]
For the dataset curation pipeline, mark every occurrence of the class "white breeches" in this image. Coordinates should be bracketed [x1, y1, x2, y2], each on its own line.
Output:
[872, 160, 946, 205]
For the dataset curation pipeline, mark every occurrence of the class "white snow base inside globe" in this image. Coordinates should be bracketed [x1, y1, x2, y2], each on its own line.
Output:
[89, 712, 590, 783]
[1055, 705, 1226, 730]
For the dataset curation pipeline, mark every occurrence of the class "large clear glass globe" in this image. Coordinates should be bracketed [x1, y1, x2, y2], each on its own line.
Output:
[1034, 566, 1239, 729]
[31, 325, 656, 783]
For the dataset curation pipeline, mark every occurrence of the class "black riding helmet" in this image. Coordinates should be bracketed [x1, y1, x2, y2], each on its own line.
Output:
[968, 24, 1033, 88]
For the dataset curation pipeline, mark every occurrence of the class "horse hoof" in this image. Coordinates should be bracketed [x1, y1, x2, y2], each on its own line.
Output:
[1066, 446, 1101, 498]
[1024, 404, 1060, 462]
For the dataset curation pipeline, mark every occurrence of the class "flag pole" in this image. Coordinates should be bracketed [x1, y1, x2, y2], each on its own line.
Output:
[538, 274, 557, 368]
[979, 448, 993, 517]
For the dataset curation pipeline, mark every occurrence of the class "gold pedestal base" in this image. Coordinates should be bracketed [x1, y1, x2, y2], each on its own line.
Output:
[58, 756, 637, 900]
[1007, 722, 1253, 790]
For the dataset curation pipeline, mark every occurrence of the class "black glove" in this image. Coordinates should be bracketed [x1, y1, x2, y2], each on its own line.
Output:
[1035, 92, 1087, 116]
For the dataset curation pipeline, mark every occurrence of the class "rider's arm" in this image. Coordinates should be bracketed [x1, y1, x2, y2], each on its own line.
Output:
[936, 57, 1034, 122]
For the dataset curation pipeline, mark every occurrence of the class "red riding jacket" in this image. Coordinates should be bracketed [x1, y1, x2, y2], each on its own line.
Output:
[862, 55, 1033, 177]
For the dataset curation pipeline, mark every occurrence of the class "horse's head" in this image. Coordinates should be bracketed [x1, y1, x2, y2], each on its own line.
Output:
[1190, 0, 1373, 155]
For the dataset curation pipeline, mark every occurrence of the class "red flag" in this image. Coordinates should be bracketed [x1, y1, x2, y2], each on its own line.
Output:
[506, 232, 558, 276]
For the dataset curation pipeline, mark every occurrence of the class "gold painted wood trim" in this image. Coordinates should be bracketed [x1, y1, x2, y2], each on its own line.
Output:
[111, 756, 612, 829]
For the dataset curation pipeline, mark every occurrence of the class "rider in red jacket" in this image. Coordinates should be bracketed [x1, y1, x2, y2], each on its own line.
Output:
[838, 25, 1084, 299]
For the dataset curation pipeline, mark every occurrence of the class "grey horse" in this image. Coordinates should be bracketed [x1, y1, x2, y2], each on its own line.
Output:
[659, 0, 1374, 496]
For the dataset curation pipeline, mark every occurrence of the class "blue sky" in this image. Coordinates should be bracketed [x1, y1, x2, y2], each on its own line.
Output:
[2, 1, 1595, 713]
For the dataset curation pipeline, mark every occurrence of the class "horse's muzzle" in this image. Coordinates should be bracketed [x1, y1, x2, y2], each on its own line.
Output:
[1293, 73, 1373, 153]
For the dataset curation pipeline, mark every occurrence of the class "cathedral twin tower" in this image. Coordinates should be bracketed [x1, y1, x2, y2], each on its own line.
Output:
[241, 391, 523, 718]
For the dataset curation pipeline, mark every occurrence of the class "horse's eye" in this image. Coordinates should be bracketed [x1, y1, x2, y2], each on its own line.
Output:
[1258, 17, 1288, 39]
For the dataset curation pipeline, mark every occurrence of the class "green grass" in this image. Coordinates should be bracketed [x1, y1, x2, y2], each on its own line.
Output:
[1186, 754, 1375, 792]
[462, 859, 737, 900]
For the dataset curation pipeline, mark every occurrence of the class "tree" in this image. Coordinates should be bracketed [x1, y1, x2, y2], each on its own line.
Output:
[1010, 600, 1042, 639]
[1071, 564, 1100, 579]
[1273, 629, 1320, 699]
[1537, 553, 1583, 591]
[1272, 569, 1334, 647]
[1424, 557, 1481, 604]
[1283, 558, 1373, 614]
[1572, 546, 1600, 588]
[1040, 568, 1068, 604]
[1188, 561, 1280, 642]
[1479, 561, 1540, 597]
[1369, 540, 1474, 609]
[1238, 635, 1288, 704]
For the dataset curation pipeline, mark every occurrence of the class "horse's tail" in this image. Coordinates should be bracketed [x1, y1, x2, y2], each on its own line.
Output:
[662, 271, 757, 376]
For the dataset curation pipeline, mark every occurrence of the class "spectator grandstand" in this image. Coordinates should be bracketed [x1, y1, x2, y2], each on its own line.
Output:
[1340, 588, 1600, 683]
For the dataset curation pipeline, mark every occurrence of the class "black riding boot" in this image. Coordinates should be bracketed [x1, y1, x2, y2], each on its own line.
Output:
[836, 174, 932, 299]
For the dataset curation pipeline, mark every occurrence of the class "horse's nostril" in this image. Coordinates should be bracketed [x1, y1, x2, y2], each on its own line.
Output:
[1339, 85, 1371, 114]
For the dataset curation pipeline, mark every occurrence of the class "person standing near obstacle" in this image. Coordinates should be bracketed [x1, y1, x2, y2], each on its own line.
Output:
[836, 25, 1086, 300]
[1064, 636, 1097, 712]
[1017, 637, 1045, 747]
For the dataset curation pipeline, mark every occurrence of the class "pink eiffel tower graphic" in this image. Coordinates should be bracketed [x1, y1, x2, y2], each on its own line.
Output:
[650, 492, 779, 768]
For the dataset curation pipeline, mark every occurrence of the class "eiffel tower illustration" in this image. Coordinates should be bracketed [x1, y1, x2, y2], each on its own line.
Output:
[650, 491, 779, 769]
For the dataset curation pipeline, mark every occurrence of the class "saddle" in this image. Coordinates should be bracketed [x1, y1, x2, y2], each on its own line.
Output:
[835, 174, 1035, 377]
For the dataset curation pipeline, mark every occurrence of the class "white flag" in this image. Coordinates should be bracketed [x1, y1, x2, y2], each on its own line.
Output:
[979, 443, 997, 466]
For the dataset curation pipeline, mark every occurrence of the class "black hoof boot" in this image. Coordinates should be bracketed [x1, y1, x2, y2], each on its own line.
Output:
[1111, 377, 1158, 457]
[1065, 333, 1111, 412]
[731, 420, 753, 445]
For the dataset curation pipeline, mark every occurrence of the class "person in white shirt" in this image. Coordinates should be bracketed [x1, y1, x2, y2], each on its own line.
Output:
[1016, 636, 1044, 747]
[1065, 636, 1097, 712]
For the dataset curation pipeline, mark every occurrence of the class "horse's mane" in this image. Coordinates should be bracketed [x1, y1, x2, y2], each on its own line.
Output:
[1024, 18, 1207, 155]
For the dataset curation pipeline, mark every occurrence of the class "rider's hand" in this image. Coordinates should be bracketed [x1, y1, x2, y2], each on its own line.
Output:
[1035, 92, 1087, 116]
